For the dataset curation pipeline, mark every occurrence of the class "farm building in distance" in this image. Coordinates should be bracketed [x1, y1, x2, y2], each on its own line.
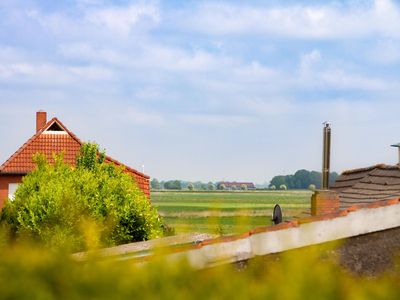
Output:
[0, 111, 150, 208]
[218, 181, 255, 190]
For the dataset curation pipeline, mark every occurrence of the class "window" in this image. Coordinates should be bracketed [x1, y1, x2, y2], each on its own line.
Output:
[8, 183, 19, 200]
[43, 121, 67, 135]
[46, 122, 64, 131]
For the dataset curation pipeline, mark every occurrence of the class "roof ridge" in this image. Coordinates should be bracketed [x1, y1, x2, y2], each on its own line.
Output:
[0, 118, 82, 172]
[341, 164, 390, 175]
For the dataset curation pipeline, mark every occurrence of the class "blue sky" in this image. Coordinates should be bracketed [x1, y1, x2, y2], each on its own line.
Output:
[1, 0, 400, 184]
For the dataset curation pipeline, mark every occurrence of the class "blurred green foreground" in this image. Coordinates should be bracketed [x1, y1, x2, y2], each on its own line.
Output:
[0, 233, 399, 300]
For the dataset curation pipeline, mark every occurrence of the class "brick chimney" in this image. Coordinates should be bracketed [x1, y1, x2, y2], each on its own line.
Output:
[311, 122, 339, 216]
[36, 111, 47, 132]
[311, 190, 339, 216]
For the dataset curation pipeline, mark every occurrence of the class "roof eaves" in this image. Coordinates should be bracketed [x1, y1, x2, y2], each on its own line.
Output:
[341, 164, 388, 175]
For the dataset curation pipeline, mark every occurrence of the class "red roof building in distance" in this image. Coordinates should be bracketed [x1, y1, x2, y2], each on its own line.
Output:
[0, 111, 150, 208]
[218, 181, 256, 190]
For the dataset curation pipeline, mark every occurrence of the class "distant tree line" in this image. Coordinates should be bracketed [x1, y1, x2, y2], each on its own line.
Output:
[151, 169, 339, 191]
[269, 169, 338, 190]
[150, 179, 216, 191]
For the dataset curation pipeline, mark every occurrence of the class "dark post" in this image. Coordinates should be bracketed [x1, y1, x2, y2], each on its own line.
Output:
[322, 122, 331, 190]
[311, 122, 339, 216]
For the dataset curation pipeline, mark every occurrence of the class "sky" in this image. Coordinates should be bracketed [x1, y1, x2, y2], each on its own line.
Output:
[0, 0, 400, 184]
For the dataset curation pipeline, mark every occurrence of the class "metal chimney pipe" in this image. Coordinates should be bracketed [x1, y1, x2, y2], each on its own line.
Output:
[390, 143, 400, 165]
[322, 122, 331, 190]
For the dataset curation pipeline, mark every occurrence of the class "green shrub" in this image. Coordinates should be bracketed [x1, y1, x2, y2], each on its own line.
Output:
[279, 184, 287, 190]
[0, 143, 162, 251]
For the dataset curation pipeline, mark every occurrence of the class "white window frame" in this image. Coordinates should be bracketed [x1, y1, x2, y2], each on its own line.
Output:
[8, 183, 19, 201]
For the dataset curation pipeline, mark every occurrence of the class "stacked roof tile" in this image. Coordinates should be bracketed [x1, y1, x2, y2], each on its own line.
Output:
[331, 164, 400, 209]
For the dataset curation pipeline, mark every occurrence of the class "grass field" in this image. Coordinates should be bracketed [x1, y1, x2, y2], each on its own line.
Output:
[151, 190, 311, 235]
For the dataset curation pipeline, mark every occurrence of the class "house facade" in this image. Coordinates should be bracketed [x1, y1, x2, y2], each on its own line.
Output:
[0, 111, 150, 208]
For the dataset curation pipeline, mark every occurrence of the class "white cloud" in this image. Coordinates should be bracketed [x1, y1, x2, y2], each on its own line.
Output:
[59, 43, 124, 65]
[0, 46, 26, 62]
[124, 107, 165, 126]
[0, 61, 115, 85]
[241, 98, 298, 117]
[25, 2, 160, 39]
[177, 0, 400, 39]
[298, 49, 387, 91]
[85, 3, 160, 36]
[368, 39, 400, 64]
[179, 113, 252, 126]
[319, 69, 386, 91]
[300, 49, 321, 74]
[67, 65, 115, 80]
[232, 61, 277, 81]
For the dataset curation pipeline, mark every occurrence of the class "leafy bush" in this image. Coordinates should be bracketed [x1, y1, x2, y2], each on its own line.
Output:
[0, 143, 162, 250]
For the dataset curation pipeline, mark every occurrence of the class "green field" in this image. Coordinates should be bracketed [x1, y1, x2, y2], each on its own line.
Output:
[151, 190, 311, 235]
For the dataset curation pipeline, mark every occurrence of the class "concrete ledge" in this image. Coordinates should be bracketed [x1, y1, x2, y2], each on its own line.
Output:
[74, 199, 400, 269]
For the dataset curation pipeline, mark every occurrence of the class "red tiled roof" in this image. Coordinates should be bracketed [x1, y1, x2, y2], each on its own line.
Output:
[0, 117, 150, 197]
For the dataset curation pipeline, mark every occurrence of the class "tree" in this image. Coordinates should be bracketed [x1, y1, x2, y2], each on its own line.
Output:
[269, 185, 276, 190]
[0, 143, 163, 251]
[270, 176, 286, 189]
[310, 171, 321, 189]
[164, 180, 182, 190]
[151, 178, 161, 190]
[269, 170, 339, 189]
[218, 183, 226, 190]
[200, 183, 208, 190]
[294, 169, 312, 189]
[308, 184, 316, 191]
[241, 184, 247, 190]
[187, 183, 194, 191]
[207, 182, 215, 190]
[279, 184, 287, 190]
[329, 172, 339, 187]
